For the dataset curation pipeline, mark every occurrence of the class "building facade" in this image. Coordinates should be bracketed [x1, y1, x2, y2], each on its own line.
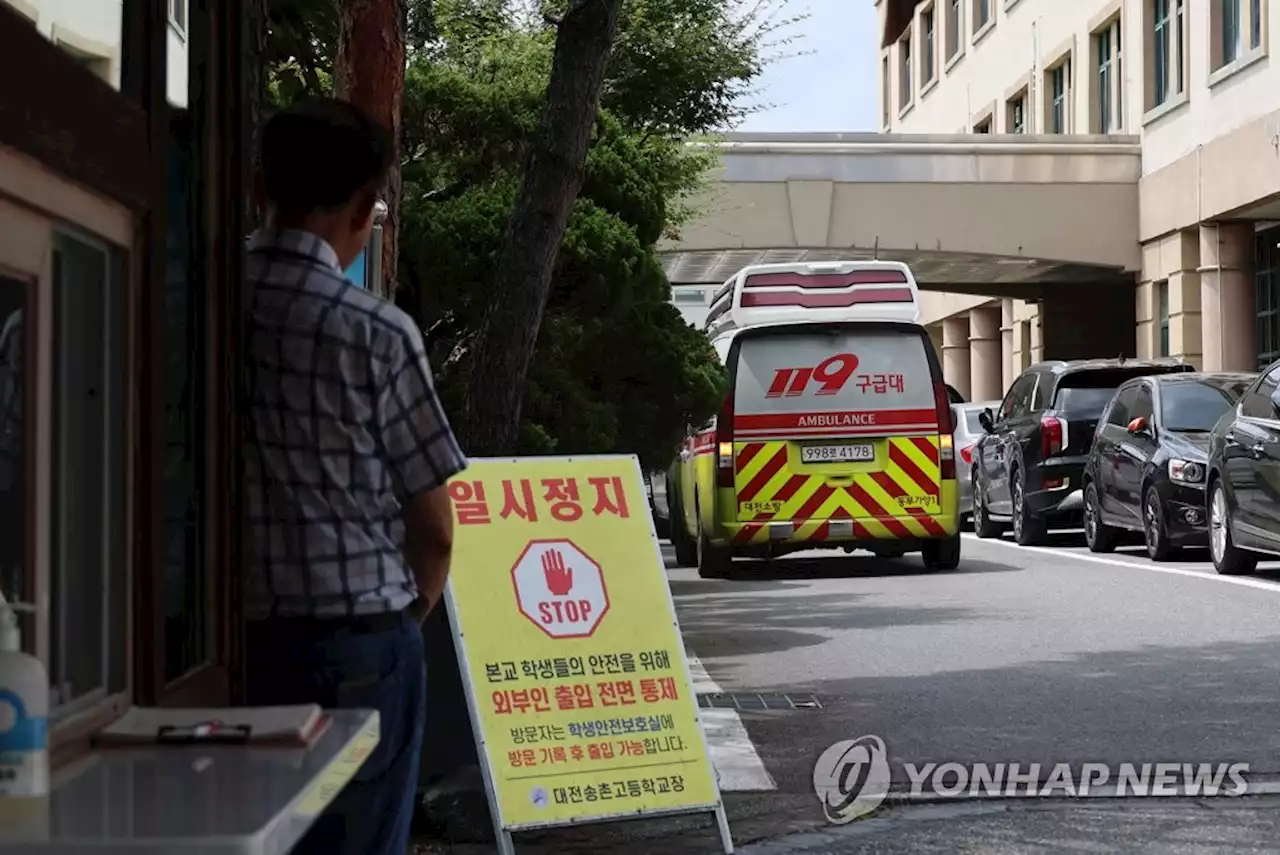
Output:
[0, 0, 249, 765]
[877, 0, 1279, 394]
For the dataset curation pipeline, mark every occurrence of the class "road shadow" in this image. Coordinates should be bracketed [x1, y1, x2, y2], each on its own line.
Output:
[669, 585, 990, 663]
[723, 555, 1019, 581]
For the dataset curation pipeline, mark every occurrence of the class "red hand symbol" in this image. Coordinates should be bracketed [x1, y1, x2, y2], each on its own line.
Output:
[542, 549, 574, 596]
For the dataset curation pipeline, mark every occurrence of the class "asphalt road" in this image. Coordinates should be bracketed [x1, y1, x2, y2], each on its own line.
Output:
[666, 529, 1280, 853]
[418, 530, 1280, 854]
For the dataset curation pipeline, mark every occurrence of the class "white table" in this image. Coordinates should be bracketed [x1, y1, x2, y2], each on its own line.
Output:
[0, 709, 379, 854]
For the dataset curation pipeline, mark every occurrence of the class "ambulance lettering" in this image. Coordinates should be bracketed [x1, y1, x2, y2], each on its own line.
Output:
[797, 412, 877, 428]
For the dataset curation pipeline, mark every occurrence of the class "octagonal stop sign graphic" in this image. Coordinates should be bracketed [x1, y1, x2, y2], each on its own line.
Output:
[511, 539, 610, 639]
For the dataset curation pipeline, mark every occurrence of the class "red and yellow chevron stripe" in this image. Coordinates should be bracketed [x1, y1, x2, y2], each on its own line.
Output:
[731, 437, 946, 545]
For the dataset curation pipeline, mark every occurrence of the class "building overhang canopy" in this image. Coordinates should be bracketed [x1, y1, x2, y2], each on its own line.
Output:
[659, 132, 1142, 295]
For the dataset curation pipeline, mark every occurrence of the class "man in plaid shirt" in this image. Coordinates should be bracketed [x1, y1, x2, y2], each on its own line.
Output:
[243, 98, 467, 855]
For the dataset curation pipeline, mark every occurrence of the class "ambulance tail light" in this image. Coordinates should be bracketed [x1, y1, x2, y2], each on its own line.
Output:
[714, 392, 735, 488]
[934, 381, 956, 481]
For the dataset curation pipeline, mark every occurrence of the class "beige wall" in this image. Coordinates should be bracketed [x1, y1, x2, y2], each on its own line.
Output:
[879, 0, 1127, 135]
[879, 0, 1280, 372]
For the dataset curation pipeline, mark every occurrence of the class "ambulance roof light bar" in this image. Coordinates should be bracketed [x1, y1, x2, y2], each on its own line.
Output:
[703, 260, 923, 339]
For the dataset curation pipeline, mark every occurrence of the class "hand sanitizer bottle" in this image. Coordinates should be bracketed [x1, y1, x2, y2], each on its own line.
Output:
[0, 592, 48, 797]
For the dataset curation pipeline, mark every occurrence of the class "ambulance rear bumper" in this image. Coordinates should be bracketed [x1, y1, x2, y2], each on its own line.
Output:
[716, 512, 959, 547]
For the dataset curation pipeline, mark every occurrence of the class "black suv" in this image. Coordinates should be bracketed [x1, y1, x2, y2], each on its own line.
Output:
[971, 358, 1194, 545]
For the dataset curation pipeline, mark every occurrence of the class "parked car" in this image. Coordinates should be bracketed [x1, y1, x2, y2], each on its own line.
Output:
[1206, 360, 1280, 575]
[1082, 372, 1254, 560]
[953, 401, 1000, 519]
[971, 357, 1195, 545]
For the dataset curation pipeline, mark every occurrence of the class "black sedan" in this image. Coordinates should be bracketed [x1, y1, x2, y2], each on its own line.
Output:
[1083, 372, 1254, 560]
[1206, 360, 1280, 575]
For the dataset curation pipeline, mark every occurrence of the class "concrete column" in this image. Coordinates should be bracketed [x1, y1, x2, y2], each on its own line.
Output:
[1000, 299, 1016, 391]
[969, 306, 1002, 402]
[1199, 222, 1256, 371]
[942, 315, 971, 399]
[1170, 269, 1203, 367]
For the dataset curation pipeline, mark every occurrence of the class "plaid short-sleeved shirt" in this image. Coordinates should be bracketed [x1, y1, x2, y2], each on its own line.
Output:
[243, 229, 467, 619]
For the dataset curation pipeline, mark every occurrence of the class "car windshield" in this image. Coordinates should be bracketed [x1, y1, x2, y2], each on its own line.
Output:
[1052, 386, 1117, 418]
[1161, 381, 1245, 431]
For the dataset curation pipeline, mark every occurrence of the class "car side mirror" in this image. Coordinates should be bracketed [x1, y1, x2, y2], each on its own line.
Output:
[978, 409, 994, 432]
[1127, 416, 1148, 435]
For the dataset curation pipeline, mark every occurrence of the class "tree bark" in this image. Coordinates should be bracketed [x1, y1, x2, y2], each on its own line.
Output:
[335, 0, 406, 297]
[459, 0, 626, 455]
[245, 0, 269, 228]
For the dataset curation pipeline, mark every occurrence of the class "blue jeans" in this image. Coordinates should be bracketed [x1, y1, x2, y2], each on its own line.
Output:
[245, 612, 426, 855]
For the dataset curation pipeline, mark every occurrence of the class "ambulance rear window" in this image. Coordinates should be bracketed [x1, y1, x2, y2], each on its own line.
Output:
[732, 325, 937, 418]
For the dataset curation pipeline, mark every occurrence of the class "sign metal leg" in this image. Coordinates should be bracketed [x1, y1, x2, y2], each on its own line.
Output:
[497, 829, 516, 855]
[714, 805, 734, 854]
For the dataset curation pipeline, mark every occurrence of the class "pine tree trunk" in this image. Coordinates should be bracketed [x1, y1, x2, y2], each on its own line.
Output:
[459, 0, 626, 455]
[334, 0, 405, 296]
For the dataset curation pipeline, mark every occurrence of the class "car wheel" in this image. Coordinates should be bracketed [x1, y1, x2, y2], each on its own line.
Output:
[1083, 481, 1119, 553]
[1209, 479, 1256, 576]
[921, 534, 961, 571]
[1143, 485, 1177, 562]
[668, 489, 697, 567]
[1011, 468, 1047, 546]
[972, 475, 1003, 539]
[695, 502, 732, 580]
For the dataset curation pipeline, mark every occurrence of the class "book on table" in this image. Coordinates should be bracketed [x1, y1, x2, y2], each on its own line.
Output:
[95, 705, 331, 748]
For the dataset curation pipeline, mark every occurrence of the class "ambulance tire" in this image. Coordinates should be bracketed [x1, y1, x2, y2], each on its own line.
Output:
[669, 491, 698, 567]
[921, 534, 961, 572]
[695, 508, 733, 579]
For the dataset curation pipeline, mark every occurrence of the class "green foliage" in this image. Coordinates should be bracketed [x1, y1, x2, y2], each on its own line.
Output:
[263, 0, 796, 466]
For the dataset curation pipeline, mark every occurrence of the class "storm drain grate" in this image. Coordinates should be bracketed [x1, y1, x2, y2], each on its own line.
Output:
[697, 692, 823, 711]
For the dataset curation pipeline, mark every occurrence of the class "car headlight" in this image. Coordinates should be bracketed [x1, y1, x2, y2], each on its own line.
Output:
[1169, 459, 1204, 484]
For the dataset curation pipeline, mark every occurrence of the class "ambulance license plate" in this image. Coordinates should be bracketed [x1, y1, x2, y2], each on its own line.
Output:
[801, 443, 874, 463]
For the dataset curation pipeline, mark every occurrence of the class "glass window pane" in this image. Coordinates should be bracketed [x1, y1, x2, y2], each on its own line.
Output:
[50, 230, 128, 712]
[17, 0, 124, 91]
[0, 275, 32, 654]
[167, 0, 189, 107]
[163, 110, 208, 682]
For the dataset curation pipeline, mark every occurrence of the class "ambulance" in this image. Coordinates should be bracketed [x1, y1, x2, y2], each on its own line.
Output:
[667, 260, 961, 578]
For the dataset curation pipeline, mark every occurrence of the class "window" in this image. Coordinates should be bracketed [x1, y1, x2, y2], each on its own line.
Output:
[1161, 381, 1243, 432]
[169, 0, 187, 33]
[1256, 226, 1280, 368]
[49, 229, 129, 715]
[1107, 386, 1137, 426]
[0, 275, 32, 655]
[1129, 384, 1155, 422]
[1241, 365, 1280, 419]
[923, 6, 936, 84]
[973, 116, 992, 133]
[882, 55, 891, 126]
[1251, 0, 1262, 48]
[973, 0, 991, 33]
[999, 374, 1035, 420]
[946, 0, 963, 61]
[1095, 20, 1123, 132]
[1221, 0, 1242, 66]
[1007, 92, 1027, 133]
[899, 32, 913, 110]
[1152, 0, 1185, 108]
[1156, 283, 1171, 356]
[1048, 58, 1071, 133]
